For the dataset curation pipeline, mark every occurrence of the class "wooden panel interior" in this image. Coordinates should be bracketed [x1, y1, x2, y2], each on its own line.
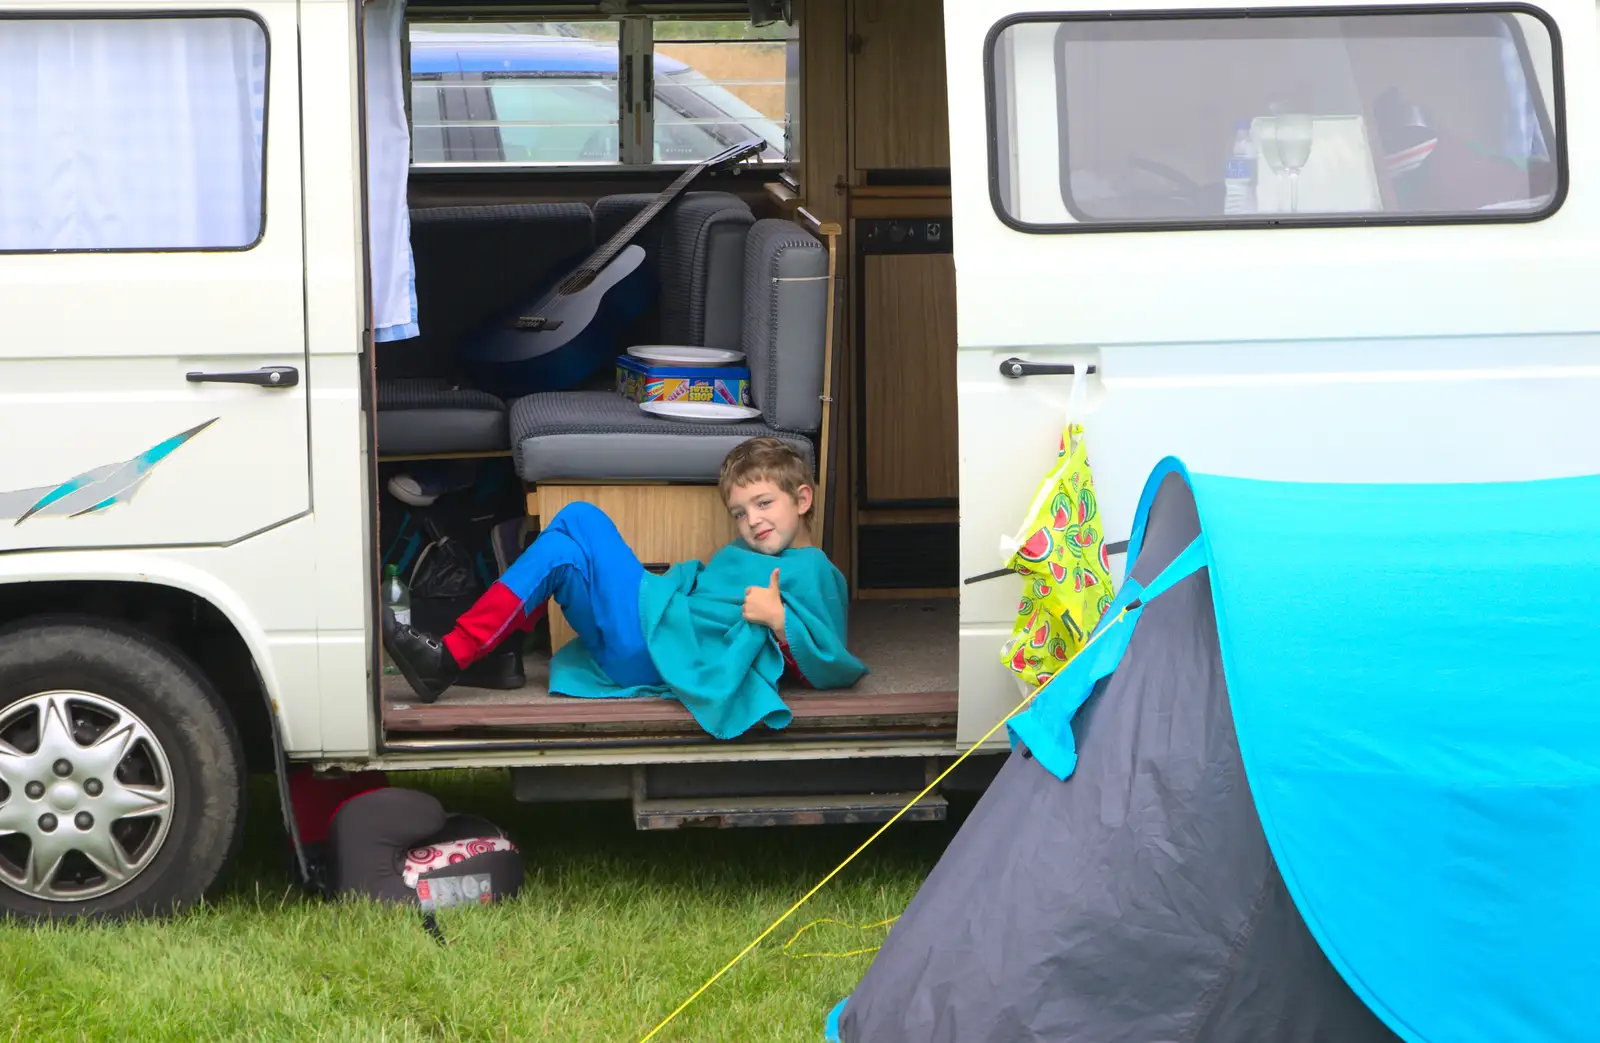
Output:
[850, 0, 951, 172]
[795, 0, 856, 589]
[533, 485, 735, 650]
[799, 211, 843, 540]
[798, 0, 850, 216]
[862, 253, 959, 503]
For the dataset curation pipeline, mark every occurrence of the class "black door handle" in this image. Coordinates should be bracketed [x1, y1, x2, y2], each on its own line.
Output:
[999, 357, 1096, 379]
[186, 366, 299, 388]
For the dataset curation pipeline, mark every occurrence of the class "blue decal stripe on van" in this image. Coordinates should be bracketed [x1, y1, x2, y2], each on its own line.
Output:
[1, 419, 218, 525]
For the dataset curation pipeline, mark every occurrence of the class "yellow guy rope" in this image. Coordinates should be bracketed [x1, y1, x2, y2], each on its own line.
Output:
[782, 917, 899, 959]
[634, 607, 1134, 1043]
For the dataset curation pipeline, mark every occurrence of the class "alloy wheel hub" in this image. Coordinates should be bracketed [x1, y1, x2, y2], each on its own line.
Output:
[0, 692, 174, 902]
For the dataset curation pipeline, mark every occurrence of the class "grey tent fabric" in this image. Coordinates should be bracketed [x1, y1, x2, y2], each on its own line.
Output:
[836, 475, 1400, 1043]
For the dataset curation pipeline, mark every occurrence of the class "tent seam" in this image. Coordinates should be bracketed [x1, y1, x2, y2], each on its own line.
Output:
[1179, 865, 1275, 1043]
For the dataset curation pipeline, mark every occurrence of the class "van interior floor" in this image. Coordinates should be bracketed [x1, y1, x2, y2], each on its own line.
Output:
[382, 599, 957, 744]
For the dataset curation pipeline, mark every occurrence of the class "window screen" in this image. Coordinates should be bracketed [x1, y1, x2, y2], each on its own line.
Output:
[989, 9, 1560, 229]
[0, 16, 267, 252]
[408, 19, 787, 167]
[651, 21, 787, 164]
[411, 23, 621, 164]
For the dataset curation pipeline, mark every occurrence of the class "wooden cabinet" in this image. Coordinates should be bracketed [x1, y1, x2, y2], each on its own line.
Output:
[850, 0, 950, 172]
[529, 485, 736, 651]
[861, 252, 958, 504]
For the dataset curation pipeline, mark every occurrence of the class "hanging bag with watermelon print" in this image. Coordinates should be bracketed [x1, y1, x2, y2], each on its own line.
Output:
[999, 373, 1114, 691]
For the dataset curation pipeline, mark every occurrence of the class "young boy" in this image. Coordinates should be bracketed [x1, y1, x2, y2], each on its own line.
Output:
[382, 437, 866, 739]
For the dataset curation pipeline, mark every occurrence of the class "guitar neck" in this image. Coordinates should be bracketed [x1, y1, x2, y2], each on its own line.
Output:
[578, 162, 707, 278]
[539, 141, 761, 302]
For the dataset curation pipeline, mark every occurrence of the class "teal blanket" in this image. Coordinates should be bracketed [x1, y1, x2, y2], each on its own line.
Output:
[549, 544, 867, 739]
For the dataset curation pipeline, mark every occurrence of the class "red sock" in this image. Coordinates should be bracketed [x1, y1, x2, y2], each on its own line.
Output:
[441, 583, 547, 669]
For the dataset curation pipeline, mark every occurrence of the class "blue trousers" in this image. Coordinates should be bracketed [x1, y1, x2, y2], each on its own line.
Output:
[448, 502, 662, 687]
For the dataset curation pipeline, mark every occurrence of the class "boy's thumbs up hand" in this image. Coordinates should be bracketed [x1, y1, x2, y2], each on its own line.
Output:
[743, 567, 786, 635]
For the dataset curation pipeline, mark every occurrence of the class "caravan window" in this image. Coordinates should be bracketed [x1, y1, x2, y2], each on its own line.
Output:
[0, 15, 267, 252]
[988, 8, 1561, 230]
[409, 20, 788, 168]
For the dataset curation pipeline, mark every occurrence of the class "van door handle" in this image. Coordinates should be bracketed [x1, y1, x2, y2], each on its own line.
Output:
[186, 366, 299, 389]
[999, 357, 1096, 379]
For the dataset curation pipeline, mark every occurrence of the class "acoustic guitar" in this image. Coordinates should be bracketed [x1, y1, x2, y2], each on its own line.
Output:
[464, 139, 769, 398]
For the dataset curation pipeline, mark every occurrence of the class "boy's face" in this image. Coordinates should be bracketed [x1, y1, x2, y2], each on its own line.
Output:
[726, 479, 813, 555]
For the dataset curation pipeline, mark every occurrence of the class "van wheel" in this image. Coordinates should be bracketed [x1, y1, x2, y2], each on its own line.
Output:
[0, 618, 244, 919]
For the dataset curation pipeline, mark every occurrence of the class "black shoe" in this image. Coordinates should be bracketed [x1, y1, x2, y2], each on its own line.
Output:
[458, 643, 527, 691]
[381, 608, 459, 704]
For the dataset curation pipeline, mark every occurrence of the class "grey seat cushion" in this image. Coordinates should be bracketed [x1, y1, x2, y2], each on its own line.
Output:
[742, 220, 828, 432]
[511, 391, 813, 483]
[375, 204, 591, 454]
[377, 379, 508, 455]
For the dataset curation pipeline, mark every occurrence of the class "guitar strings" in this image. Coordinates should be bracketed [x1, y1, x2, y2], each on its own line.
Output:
[551, 144, 762, 298]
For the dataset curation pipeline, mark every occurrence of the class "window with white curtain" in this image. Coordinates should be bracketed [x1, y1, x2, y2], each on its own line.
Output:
[0, 15, 268, 252]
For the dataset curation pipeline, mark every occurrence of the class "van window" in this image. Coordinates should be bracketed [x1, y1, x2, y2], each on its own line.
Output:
[0, 16, 267, 252]
[410, 23, 621, 165]
[409, 19, 787, 167]
[988, 9, 1560, 229]
[650, 21, 789, 164]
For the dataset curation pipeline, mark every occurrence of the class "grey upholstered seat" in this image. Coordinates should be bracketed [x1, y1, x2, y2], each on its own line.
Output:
[653, 192, 755, 350]
[511, 392, 812, 482]
[595, 190, 754, 349]
[511, 218, 828, 483]
[376, 379, 508, 455]
[375, 203, 594, 455]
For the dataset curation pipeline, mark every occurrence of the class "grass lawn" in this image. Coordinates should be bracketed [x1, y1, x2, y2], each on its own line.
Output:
[0, 771, 968, 1042]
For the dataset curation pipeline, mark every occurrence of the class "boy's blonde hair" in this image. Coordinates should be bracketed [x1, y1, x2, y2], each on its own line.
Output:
[719, 437, 814, 519]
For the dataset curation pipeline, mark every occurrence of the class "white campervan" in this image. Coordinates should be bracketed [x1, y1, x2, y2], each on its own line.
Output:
[0, 0, 1592, 918]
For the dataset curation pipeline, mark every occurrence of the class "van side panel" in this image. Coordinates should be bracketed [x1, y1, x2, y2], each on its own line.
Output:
[948, 0, 1600, 744]
[301, 0, 375, 758]
[0, 530, 324, 753]
[0, 0, 312, 551]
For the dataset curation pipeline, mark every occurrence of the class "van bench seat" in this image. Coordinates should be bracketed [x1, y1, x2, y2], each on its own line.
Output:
[376, 378, 508, 456]
[510, 391, 812, 483]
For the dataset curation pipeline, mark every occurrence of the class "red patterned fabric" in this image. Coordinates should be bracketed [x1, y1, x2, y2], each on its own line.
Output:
[402, 836, 518, 889]
[778, 640, 813, 689]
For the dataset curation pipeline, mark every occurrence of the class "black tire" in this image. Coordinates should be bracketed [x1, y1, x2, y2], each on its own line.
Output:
[0, 616, 245, 920]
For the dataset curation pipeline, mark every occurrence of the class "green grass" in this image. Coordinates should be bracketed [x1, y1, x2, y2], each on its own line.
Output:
[0, 772, 965, 1042]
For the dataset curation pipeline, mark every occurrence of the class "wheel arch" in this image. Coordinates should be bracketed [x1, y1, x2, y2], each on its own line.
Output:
[0, 556, 302, 774]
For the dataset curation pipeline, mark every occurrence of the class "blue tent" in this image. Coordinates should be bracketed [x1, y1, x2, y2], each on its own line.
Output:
[829, 460, 1600, 1042]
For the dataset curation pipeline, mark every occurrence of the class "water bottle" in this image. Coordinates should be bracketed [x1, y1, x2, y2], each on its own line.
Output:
[381, 565, 410, 675]
[1223, 119, 1258, 215]
[383, 564, 412, 625]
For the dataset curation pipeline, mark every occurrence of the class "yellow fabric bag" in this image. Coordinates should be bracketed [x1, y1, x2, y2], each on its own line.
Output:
[1000, 420, 1114, 690]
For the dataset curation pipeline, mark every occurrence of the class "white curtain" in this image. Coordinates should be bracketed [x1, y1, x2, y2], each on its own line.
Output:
[365, 0, 418, 342]
[0, 17, 266, 251]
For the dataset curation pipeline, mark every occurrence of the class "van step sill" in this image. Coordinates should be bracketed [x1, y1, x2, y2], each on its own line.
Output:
[384, 689, 956, 737]
[632, 791, 947, 829]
